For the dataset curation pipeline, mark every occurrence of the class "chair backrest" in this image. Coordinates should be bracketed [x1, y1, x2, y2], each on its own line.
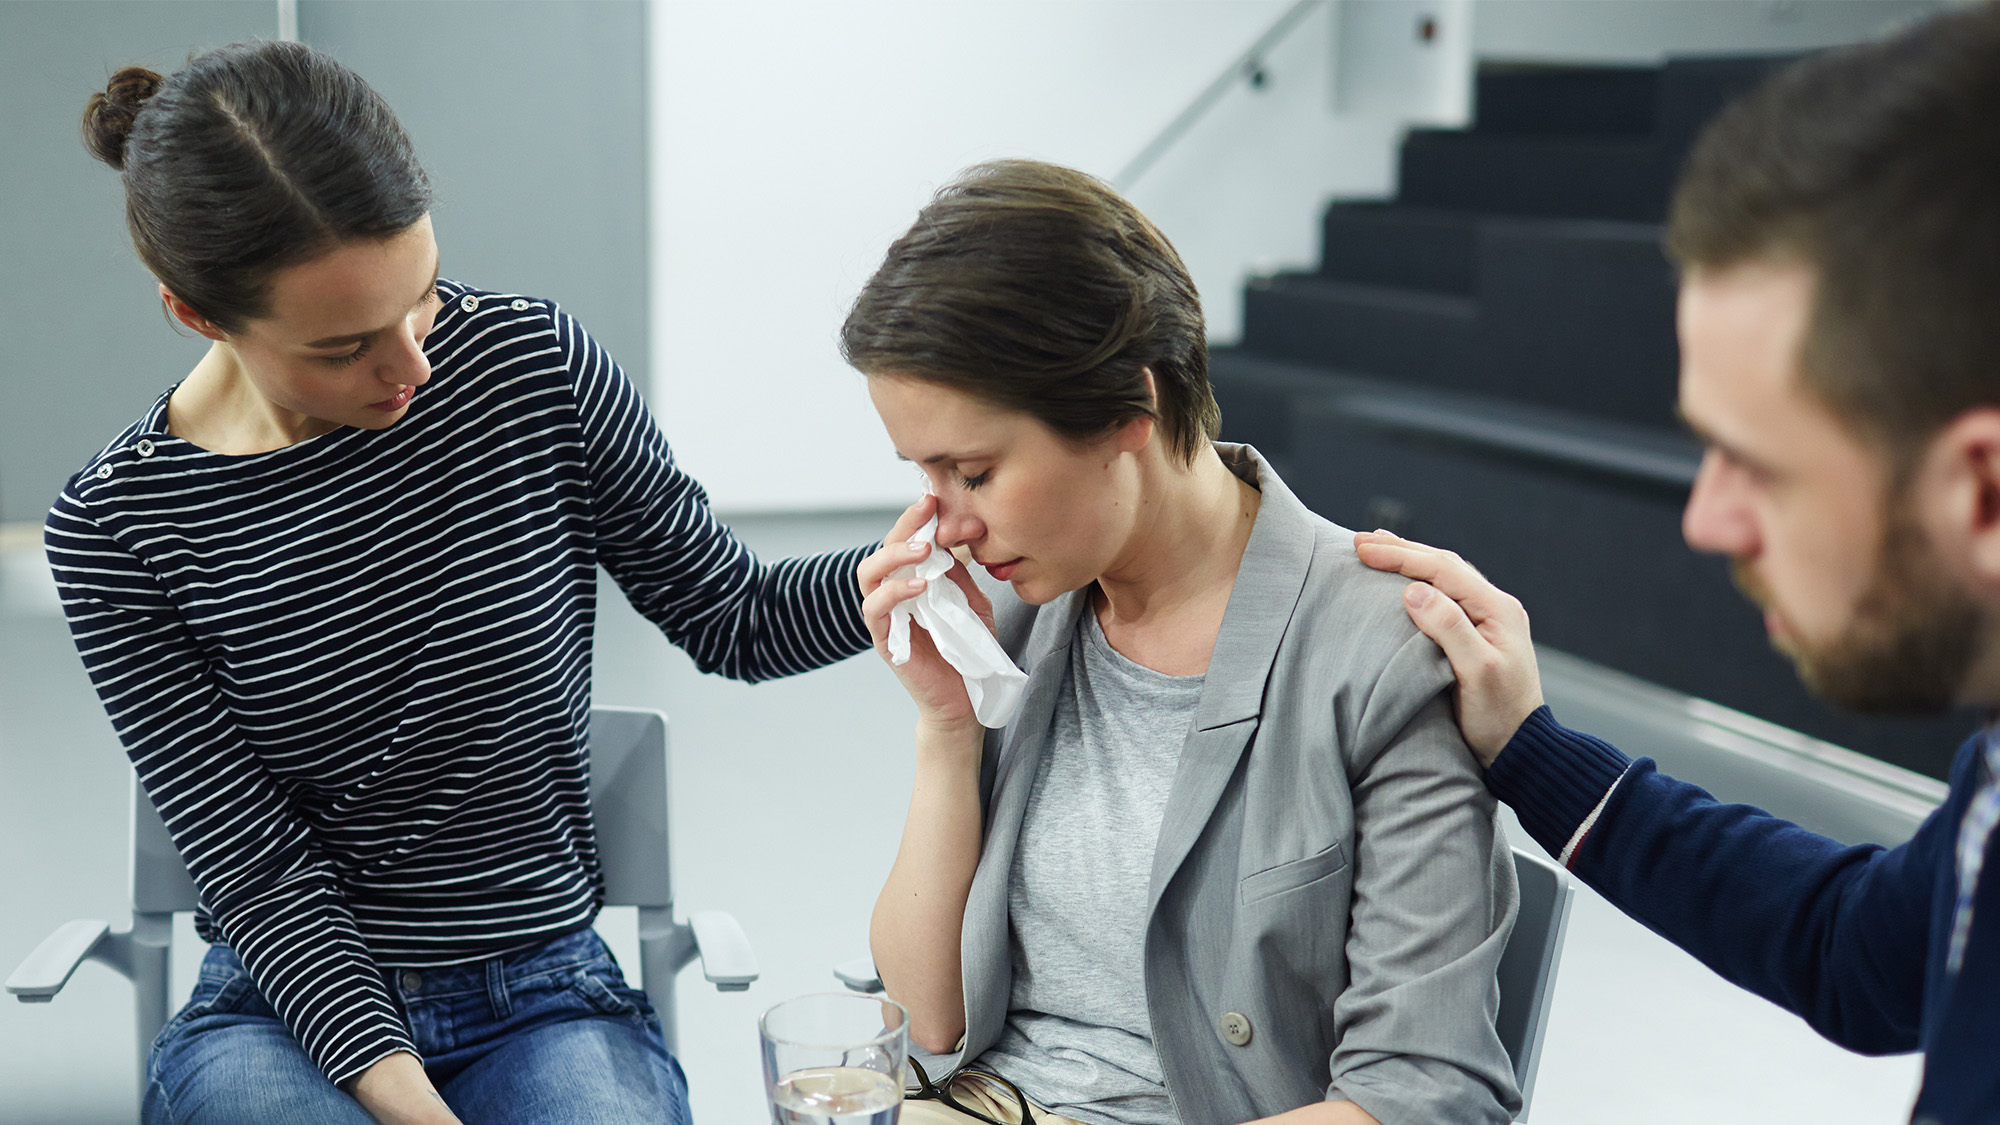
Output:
[132, 778, 199, 914]
[587, 707, 675, 908]
[130, 707, 675, 913]
[1496, 845, 1575, 1121]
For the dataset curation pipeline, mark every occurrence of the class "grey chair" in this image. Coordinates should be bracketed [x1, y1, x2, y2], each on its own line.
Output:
[833, 843, 1576, 1123]
[1497, 845, 1575, 1122]
[6, 706, 755, 1099]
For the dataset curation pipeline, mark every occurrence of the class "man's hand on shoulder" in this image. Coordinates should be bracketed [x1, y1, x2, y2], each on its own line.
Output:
[1353, 530, 1544, 766]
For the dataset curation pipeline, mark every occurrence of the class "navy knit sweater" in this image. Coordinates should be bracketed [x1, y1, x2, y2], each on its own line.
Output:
[44, 280, 872, 1086]
[1488, 706, 1999, 1124]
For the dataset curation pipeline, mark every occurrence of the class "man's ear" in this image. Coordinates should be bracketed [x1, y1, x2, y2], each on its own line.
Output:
[1924, 408, 2000, 590]
[160, 284, 228, 342]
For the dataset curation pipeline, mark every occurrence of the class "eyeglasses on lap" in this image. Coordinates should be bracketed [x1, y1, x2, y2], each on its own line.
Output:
[903, 1056, 1038, 1125]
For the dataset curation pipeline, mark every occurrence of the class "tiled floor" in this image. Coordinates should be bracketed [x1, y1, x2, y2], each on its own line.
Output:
[0, 514, 1921, 1124]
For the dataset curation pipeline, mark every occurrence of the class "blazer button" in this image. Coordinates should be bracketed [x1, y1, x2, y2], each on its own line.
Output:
[135, 439, 155, 457]
[1220, 1011, 1252, 1047]
[459, 295, 480, 313]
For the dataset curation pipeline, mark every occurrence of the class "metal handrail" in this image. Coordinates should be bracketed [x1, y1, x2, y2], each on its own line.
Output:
[1113, 0, 1328, 191]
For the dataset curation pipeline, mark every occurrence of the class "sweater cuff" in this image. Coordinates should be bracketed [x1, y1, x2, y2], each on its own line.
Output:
[1484, 705, 1633, 863]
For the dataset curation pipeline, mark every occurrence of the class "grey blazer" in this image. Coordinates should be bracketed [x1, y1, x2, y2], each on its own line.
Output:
[938, 444, 1520, 1125]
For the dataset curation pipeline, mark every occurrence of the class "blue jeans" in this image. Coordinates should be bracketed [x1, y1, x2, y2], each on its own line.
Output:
[142, 927, 690, 1125]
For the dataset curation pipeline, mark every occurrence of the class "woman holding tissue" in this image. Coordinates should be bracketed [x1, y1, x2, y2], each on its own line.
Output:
[52, 42, 872, 1125]
[849, 160, 1520, 1125]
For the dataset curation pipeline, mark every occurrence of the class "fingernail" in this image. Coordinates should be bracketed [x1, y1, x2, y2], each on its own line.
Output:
[1373, 528, 1393, 536]
[908, 578, 926, 590]
[1404, 583, 1434, 607]
[906, 540, 925, 553]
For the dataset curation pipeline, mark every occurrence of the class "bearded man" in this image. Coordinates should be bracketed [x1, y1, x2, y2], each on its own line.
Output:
[1356, 5, 2000, 1123]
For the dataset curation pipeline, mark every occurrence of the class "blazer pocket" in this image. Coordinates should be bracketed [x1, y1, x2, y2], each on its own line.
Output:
[1239, 841, 1348, 906]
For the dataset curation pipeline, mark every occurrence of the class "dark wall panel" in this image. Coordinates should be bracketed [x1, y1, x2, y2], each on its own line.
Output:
[298, 0, 649, 393]
[0, 1, 648, 526]
[0, 1, 275, 525]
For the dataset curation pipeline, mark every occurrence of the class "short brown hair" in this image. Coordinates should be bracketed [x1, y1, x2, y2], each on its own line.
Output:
[1665, 3, 2000, 468]
[840, 160, 1219, 464]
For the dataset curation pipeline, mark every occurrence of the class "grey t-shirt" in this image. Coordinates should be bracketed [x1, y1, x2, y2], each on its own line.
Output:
[978, 609, 1204, 1125]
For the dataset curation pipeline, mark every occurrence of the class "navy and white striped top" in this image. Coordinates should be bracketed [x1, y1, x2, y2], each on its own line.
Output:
[44, 280, 872, 1086]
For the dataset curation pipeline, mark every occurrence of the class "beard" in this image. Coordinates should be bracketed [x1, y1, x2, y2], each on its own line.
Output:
[1732, 513, 1983, 715]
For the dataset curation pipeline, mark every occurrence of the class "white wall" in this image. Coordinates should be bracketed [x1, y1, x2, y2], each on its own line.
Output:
[649, 0, 1408, 513]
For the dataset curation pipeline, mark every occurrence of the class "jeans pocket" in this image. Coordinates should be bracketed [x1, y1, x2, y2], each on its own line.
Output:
[572, 968, 654, 1021]
[152, 974, 255, 1056]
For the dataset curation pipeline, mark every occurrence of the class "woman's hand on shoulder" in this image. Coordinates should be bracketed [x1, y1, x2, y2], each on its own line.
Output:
[1351, 530, 1543, 767]
[858, 494, 984, 734]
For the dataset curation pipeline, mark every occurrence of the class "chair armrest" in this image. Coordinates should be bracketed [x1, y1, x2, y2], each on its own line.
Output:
[6, 920, 110, 1002]
[688, 911, 758, 991]
[834, 955, 882, 993]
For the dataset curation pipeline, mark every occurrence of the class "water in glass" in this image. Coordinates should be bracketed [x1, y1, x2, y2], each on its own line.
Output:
[770, 1065, 901, 1125]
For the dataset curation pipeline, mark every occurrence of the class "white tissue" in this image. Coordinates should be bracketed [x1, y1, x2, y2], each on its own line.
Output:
[886, 513, 1028, 728]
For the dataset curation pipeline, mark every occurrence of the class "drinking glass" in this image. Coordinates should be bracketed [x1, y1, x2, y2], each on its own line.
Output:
[760, 991, 909, 1125]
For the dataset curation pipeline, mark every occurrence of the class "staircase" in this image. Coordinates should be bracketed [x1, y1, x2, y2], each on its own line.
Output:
[1212, 56, 1981, 780]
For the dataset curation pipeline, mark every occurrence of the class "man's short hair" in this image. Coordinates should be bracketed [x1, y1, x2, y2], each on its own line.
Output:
[1666, 2, 2000, 469]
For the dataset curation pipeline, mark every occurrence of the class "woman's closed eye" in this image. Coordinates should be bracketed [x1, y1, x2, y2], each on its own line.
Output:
[958, 469, 990, 490]
[322, 339, 372, 367]
[320, 290, 437, 367]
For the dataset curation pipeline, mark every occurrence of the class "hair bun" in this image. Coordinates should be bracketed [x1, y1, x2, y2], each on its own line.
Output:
[82, 66, 164, 170]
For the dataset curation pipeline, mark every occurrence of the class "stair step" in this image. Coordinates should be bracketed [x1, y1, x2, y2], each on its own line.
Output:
[1655, 54, 1794, 165]
[1319, 202, 1480, 295]
[1240, 274, 1478, 388]
[1473, 63, 1659, 136]
[1476, 217, 1679, 427]
[1209, 349, 1694, 489]
[1294, 210, 1679, 425]
[1399, 130, 1667, 222]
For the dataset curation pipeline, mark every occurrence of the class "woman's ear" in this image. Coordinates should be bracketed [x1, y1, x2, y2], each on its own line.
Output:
[1114, 411, 1156, 454]
[1113, 369, 1161, 453]
[159, 284, 228, 342]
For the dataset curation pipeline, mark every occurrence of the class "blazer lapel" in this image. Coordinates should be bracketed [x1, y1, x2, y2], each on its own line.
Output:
[959, 588, 1088, 1056]
[1147, 445, 1317, 914]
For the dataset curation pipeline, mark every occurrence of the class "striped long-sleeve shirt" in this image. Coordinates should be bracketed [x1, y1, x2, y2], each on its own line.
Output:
[44, 280, 872, 1086]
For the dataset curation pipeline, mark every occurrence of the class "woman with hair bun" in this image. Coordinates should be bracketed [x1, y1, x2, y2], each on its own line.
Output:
[56, 39, 871, 1125]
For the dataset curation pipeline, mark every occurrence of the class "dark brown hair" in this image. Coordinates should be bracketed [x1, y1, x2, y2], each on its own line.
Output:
[840, 160, 1218, 464]
[83, 40, 432, 334]
[1665, 3, 2000, 467]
